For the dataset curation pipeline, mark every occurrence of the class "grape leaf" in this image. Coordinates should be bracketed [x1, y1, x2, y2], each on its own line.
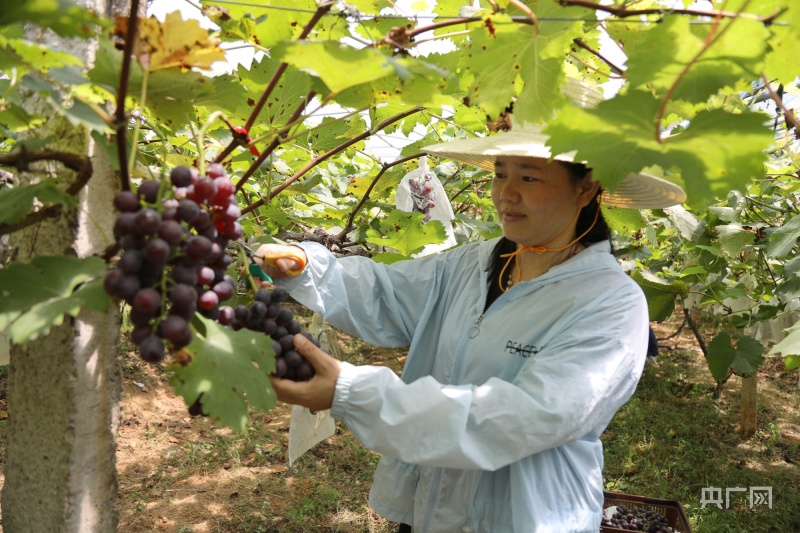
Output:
[461, 8, 583, 124]
[767, 215, 800, 258]
[169, 315, 276, 431]
[0, 182, 76, 225]
[365, 210, 447, 256]
[603, 205, 646, 235]
[631, 271, 688, 322]
[0, 0, 103, 38]
[544, 90, 774, 202]
[625, 16, 768, 102]
[121, 11, 227, 71]
[715, 223, 755, 256]
[763, 3, 800, 84]
[274, 41, 396, 93]
[707, 332, 764, 381]
[0, 257, 110, 343]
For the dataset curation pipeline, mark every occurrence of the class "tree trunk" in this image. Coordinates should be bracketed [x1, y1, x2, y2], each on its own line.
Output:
[1, 1, 135, 530]
[740, 373, 758, 439]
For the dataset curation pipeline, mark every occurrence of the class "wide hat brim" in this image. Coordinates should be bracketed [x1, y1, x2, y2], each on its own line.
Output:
[423, 127, 686, 209]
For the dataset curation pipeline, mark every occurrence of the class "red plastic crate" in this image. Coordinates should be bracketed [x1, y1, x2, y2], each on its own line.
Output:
[600, 491, 692, 533]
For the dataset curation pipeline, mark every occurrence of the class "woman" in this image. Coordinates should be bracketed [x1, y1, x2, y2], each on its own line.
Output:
[255, 126, 685, 533]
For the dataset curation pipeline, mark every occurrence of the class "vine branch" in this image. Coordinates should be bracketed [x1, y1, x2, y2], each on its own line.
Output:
[336, 153, 424, 240]
[115, 0, 142, 192]
[0, 148, 94, 235]
[761, 75, 800, 138]
[241, 107, 423, 216]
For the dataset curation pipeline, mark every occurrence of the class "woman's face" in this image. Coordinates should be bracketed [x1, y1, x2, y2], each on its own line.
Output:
[491, 156, 600, 248]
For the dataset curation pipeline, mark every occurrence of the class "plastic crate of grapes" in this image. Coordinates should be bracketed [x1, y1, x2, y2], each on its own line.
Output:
[600, 491, 692, 533]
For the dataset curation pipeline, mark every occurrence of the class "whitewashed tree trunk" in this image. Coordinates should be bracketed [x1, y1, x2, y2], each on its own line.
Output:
[1, 1, 136, 530]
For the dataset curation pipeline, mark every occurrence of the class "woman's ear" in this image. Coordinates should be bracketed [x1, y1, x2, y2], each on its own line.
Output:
[576, 173, 601, 208]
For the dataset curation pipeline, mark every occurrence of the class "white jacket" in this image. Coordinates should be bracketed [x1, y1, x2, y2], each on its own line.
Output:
[279, 238, 648, 533]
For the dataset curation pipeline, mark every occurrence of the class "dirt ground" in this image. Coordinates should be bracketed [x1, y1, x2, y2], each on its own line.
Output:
[0, 307, 797, 532]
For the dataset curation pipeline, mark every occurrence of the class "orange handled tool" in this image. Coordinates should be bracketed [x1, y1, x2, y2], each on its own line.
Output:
[255, 246, 307, 277]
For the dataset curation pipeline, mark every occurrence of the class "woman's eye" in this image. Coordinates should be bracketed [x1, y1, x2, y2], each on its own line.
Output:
[522, 176, 539, 182]
[494, 173, 506, 180]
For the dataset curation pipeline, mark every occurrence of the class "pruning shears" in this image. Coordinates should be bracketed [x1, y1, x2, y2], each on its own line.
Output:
[239, 242, 307, 284]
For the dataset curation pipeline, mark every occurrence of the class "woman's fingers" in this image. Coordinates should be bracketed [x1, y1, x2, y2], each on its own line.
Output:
[270, 334, 341, 412]
[253, 244, 307, 279]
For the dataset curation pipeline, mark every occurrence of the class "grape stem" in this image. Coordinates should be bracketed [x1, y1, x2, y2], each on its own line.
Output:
[115, 0, 143, 192]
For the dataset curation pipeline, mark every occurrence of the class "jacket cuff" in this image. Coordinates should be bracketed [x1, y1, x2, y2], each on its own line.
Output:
[330, 362, 356, 421]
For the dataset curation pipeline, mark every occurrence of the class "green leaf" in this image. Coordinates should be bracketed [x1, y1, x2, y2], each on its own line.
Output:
[767, 215, 800, 258]
[0, 182, 76, 225]
[707, 332, 764, 381]
[365, 210, 447, 257]
[763, 4, 800, 84]
[603, 205, 646, 235]
[0, 256, 110, 343]
[169, 315, 276, 431]
[461, 7, 584, 123]
[274, 41, 396, 93]
[631, 271, 688, 322]
[0, 0, 104, 38]
[626, 16, 768, 102]
[715, 223, 755, 256]
[544, 91, 774, 202]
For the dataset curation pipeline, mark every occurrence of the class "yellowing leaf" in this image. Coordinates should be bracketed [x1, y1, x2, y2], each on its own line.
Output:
[116, 12, 226, 71]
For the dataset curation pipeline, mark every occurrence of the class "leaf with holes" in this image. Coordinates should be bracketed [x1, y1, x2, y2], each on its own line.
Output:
[707, 332, 764, 381]
[169, 315, 276, 431]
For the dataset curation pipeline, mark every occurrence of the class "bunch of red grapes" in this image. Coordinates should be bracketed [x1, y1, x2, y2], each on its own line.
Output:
[104, 163, 242, 363]
[228, 287, 320, 381]
[408, 171, 437, 223]
[600, 504, 676, 532]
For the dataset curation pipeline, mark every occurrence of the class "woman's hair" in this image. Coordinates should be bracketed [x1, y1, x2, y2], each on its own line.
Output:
[486, 160, 612, 286]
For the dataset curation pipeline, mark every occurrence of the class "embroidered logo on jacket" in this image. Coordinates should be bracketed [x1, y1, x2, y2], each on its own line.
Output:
[505, 341, 540, 358]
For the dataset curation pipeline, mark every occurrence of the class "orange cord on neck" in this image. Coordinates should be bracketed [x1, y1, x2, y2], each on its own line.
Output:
[498, 202, 601, 292]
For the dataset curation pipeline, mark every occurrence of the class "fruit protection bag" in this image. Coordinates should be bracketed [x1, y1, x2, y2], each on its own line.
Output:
[288, 312, 337, 466]
[395, 156, 457, 257]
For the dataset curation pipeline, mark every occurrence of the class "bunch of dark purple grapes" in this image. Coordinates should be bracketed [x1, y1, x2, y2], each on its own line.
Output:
[408, 171, 437, 223]
[600, 504, 674, 532]
[104, 163, 243, 363]
[226, 286, 320, 381]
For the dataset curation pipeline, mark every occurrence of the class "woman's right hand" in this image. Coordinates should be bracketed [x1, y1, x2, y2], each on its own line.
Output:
[253, 244, 307, 282]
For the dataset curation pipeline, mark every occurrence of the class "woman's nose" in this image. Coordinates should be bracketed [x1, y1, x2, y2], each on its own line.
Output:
[499, 180, 519, 202]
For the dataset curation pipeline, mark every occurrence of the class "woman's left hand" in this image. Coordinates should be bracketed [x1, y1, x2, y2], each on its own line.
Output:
[270, 334, 342, 412]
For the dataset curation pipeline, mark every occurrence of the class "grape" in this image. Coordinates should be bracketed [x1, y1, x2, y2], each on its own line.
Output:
[218, 306, 234, 325]
[119, 234, 146, 250]
[273, 326, 288, 340]
[130, 325, 153, 345]
[185, 235, 213, 262]
[274, 357, 288, 378]
[177, 199, 200, 223]
[167, 283, 194, 307]
[270, 287, 289, 303]
[254, 289, 272, 305]
[234, 304, 249, 322]
[296, 361, 314, 381]
[276, 308, 293, 325]
[133, 288, 161, 316]
[222, 221, 243, 240]
[158, 220, 184, 245]
[171, 264, 198, 286]
[286, 320, 302, 335]
[188, 394, 207, 417]
[266, 302, 281, 320]
[103, 269, 124, 297]
[197, 266, 215, 286]
[262, 318, 278, 336]
[144, 238, 171, 263]
[133, 208, 161, 235]
[194, 177, 216, 200]
[212, 280, 234, 302]
[170, 165, 194, 187]
[117, 274, 141, 301]
[206, 162, 226, 179]
[114, 191, 141, 212]
[113, 212, 135, 237]
[118, 249, 144, 274]
[161, 315, 190, 344]
[279, 334, 295, 353]
[139, 336, 166, 362]
[198, 290, 219, 310]
[138, 180, 161, 203]
[192, 209, 212, 231]
[284, 349, 303, 368]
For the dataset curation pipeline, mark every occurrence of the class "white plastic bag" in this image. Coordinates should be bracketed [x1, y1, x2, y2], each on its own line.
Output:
[395, 156, 457, 256]
[287, 312, 337, 466]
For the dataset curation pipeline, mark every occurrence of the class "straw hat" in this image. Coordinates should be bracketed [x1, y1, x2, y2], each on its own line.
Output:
[423, 123, 686, 209]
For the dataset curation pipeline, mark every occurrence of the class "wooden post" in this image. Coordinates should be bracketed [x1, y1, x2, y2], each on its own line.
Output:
[740, 373, 758, 439]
